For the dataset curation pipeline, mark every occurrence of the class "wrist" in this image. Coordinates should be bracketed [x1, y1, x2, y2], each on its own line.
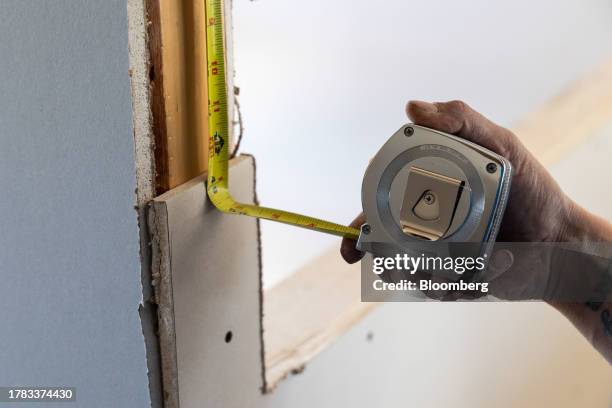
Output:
[556, 199, 612, 242]
[544, 199, 612, 305]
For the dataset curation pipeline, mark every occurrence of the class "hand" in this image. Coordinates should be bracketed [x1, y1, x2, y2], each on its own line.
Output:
[340, 100, 612, 359]
[342, 100, 575, 262]
[340, 100, 584, 300]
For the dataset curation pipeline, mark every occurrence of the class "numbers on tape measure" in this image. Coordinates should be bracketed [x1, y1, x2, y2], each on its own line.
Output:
[204, 0, 359, 240]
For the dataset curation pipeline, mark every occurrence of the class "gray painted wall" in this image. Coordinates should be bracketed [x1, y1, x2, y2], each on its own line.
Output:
[0, 1, 150, 407]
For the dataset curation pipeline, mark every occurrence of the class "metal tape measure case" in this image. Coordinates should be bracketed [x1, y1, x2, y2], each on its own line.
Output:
[357, 124, 512, 265]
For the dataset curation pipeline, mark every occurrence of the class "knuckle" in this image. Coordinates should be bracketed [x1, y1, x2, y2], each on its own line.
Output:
[499, 129, 520, 155]
[445, 100, 470, 114]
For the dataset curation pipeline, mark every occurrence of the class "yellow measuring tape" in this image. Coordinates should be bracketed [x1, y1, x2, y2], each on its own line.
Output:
[205, 0, 359, 240]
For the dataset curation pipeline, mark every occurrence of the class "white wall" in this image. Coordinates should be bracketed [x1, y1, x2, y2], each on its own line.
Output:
[253, 126, 612, 407]
[232, 3, 612, 406]
[261, 302, 611, 408]
[232, 0, 612, 287]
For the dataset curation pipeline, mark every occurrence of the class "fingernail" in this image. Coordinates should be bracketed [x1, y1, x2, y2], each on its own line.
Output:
[409, 100, 438, 113]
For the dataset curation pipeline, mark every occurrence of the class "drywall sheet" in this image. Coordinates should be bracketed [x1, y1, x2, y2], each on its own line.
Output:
[0, 1, 151, 407]
[149, 156, 264, 408]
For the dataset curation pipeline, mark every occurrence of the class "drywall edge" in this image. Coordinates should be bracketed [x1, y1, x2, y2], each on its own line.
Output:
[128, 0, 156, 204]
[148, 201, 180, 408]
[127, 0, 162, 407]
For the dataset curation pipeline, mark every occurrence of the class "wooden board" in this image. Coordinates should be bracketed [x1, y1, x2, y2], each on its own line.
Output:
[147, 0, 234, 194]
[514, 58, 612, 166]
[264, 249, 375, 390]
[149, 156, 263, 407]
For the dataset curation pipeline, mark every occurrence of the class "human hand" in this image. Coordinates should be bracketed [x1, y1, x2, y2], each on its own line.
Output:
[342, 100, 575, 261]
[340, 100, 582, 300]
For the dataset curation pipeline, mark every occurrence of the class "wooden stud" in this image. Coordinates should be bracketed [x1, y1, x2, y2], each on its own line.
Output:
[147, 0, 215, 194]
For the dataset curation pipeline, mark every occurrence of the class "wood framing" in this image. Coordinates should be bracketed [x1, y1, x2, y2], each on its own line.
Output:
[146, 0, 234, 194]
[264, 250, 374, 390]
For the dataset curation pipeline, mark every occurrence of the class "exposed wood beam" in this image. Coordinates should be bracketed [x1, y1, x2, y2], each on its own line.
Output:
[264, 250, 372, 390]
[147, 0, 215, 194]
[514, 58, 612, 166]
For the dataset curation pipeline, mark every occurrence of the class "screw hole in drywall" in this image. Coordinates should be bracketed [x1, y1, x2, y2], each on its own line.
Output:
[225, 331, 233, 343]
[366, 331, 374, 342]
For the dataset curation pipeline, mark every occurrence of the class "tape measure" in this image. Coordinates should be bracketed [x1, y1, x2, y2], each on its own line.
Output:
[205, 0, 359, 240]
[357, 124, 512, 265]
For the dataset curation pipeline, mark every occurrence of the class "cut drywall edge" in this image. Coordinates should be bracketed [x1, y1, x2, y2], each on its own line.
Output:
[148, 201, 179, 408]
[128, 0, 156, 206]
[127, 0, 162, 407]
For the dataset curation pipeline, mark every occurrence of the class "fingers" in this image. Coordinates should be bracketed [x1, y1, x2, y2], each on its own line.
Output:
[340, 213, 366, 264]
[406, 100, 516, 159]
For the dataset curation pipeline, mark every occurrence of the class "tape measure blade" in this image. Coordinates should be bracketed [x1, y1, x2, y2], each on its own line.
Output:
[205, 0, 359, 241]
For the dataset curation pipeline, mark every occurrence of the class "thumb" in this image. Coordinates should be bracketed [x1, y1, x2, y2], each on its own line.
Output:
[406, 100, 517, 160]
